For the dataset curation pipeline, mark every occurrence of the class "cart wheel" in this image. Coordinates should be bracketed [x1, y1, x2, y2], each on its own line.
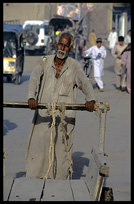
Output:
[100, 187, 114, 201]
[7, 76, 12, 82]
[14, 74, 21, 85]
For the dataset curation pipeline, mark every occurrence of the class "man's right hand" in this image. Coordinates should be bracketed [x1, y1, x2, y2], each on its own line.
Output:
[28, 98, 38, 110]
[117, 55, 121, 59]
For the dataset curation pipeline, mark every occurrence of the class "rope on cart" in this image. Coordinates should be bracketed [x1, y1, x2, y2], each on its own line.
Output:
[44, 102, 56, 179]
[59, 102, 73, 179]
[44, 102, 73, 179]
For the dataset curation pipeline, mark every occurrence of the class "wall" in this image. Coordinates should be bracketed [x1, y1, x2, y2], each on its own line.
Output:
[3, 3, 118, 41]
[3, 3, 57, 24]
[87, 3, 112, 38]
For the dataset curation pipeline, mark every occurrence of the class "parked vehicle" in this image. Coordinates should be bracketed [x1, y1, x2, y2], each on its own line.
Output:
[23, 20, 52, 55]
[3, 24, 25, 85]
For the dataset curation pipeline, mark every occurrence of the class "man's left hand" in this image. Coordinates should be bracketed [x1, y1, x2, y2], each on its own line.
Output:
[85, 101, 95, 112]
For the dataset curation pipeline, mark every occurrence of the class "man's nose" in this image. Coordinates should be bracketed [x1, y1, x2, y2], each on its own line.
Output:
[60, 44, 66, 50]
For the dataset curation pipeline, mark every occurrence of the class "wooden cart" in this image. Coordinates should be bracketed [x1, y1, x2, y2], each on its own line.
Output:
[3, 102, 113, 201]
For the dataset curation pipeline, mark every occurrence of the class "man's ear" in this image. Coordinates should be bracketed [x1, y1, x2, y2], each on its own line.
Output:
[69, 46, 73, 53]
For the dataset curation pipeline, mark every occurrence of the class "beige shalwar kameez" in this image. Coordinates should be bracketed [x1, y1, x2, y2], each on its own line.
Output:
[25, 55, 95, 179]
[121, 51, 131, 93]
[112, 44, 127, 88]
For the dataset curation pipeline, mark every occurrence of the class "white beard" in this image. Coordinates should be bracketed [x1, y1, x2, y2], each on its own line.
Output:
[56, 50, 68, 59]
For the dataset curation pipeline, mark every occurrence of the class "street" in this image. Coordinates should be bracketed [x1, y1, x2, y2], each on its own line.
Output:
[3, 53, 130, 201]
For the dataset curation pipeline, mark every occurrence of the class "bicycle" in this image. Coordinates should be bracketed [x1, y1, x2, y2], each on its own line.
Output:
[83, 55, 93, 78]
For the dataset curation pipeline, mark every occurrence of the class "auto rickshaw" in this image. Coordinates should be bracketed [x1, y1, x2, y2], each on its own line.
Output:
[48, 15, 77, 57]
[3, 24, 25, 85]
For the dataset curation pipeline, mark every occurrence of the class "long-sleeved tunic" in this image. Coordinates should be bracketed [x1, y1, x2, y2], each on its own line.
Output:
[112, 44, 127, 75]
[108, 31, 118, 49]
[84, 45, 107, 78]
[25, 55, 95, 179]
[121, 51, 131, 93]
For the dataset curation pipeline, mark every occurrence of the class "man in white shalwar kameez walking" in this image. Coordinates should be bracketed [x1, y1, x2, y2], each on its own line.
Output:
[108, 27, 118, 53]
[84, 38, 107, 92]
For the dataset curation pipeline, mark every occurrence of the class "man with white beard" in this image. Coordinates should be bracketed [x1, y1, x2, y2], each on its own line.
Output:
[25, 32, 96, 179]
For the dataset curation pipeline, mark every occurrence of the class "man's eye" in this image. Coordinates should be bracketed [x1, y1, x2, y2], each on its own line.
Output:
[58, 43, 62, 46]
[58, 43, 63, 46]
[58, 43, 69, 48]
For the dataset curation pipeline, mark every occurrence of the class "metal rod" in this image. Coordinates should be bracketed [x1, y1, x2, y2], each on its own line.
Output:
[3, 101, 110, 111]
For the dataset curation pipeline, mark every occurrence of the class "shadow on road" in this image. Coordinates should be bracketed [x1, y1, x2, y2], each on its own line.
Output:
[3, 119, 17, 136]
[15, 171, 26, 178]
[3, 75, 30, 85]
[105, 65, 114, 73]
[72, 152, 89, 179]
[21, 75, 30, 83]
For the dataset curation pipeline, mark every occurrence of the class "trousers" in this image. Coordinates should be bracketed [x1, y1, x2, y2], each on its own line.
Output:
[115, 67, 126, 88]
[94, 77, 103, 89]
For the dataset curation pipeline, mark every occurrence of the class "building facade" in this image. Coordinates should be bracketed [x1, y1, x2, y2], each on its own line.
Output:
[112, 3, 131, 36]
[3, 3, 131, 40]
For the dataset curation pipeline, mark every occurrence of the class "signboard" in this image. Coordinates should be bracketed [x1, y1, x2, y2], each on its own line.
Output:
[57, 3, 81, 19]
[81, 3, 94, 11]
[57, 6, 62, 15]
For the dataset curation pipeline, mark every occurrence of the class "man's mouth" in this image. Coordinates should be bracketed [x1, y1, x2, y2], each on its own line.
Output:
[58, 51, 64, 55]
[56, 50, 67, 59]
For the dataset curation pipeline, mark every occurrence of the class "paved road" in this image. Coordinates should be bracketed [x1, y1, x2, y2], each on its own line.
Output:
[3, 53, 130, 201]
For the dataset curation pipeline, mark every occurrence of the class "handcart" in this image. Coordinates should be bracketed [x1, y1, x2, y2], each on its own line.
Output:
[3, 101, 113, 201]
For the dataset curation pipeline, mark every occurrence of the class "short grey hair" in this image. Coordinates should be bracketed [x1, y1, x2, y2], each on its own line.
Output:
[56, 32, 74, 48]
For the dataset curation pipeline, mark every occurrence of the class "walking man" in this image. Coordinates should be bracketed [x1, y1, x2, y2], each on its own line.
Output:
[124, 30, 131, 44]
[84, 38, 107, 92]
[121, 43, 131, 93]
[26, 32, 96, 180]
[108, 27, 118, 53]
[88, 29, 97, 47]
[112, 36, 127, 91]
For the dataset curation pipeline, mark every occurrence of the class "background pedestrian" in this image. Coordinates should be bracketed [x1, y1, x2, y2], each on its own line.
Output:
[124, 30, 131, 44]
[84, 38, 107, 92]
[112, 36, 127, 91]
[108, 27, 118, 53]
[121, 43, 131, 93]
[88, 29, 97, 47]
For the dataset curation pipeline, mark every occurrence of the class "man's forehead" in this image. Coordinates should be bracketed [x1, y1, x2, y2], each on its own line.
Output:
[59, 35, 71, 43]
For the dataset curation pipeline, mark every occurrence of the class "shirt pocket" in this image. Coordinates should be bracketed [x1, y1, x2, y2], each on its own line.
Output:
[59, 81, 72, 96]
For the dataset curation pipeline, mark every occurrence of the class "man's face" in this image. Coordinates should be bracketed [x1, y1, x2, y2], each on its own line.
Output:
[119, 41, 124, 46]
[97, 42, 102, 48]
[56, 35, 73, 59]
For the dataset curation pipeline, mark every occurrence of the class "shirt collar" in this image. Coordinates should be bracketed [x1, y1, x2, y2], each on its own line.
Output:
[51, 55, 69, 77]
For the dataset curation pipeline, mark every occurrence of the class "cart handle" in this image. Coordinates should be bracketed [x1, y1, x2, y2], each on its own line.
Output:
[3, 101, 110, 111]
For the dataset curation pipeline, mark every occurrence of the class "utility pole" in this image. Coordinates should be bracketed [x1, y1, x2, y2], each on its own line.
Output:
[49, 4, 52, 20]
